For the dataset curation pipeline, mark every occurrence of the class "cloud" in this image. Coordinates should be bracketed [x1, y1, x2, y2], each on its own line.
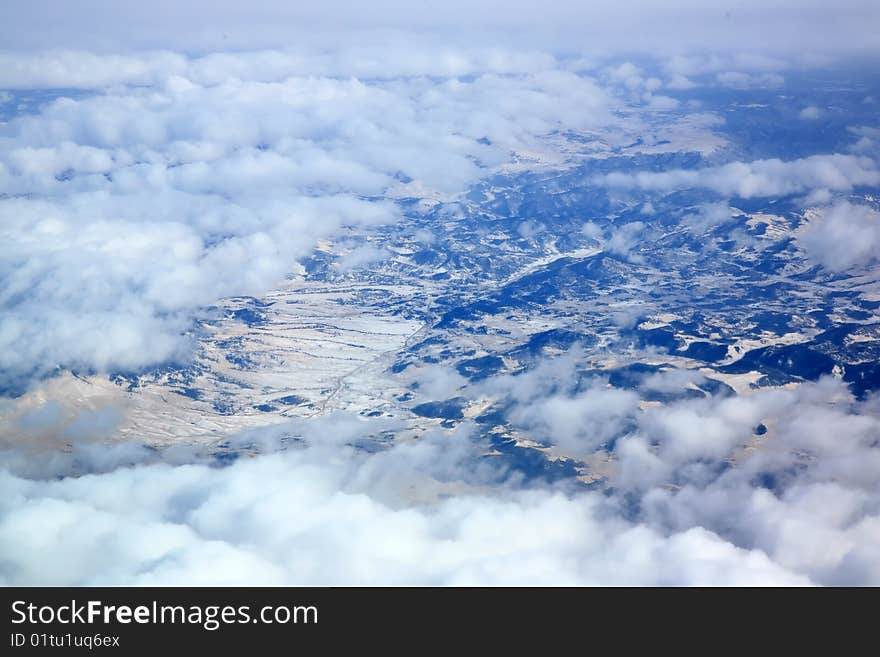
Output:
[333, 243, 390, 273]
[1, 4, 878, 587]
[0, 47, 560, 90]
[0, 52, 613, 390]
[508, 384, 640, 458]
[1, 1, 878, 57]
[847, 126, 880, 156]
[581, 221, 603, 240]
[798, 202, 880, 271]
[0, 192, 394, 388]
[598, 62, 679, 110]
[475, 347, 880, 585]
[682, 201, 733, 233]
[412, 365, 468, 400]
[659, 53, 795, 89]
[606, 221, 647, 261]
[492, 352, 880, 585]
[663, 53, 790, 77]
[517, 220, 544, 240]
[716, 71, 785, 88]
[631, 378, 880, 585]
[3, 354, 879, 585]
[597, 154, 880, 199]
[666, 74, 697, 90]
[800, 106, 822, 119]
[644, 94, 680, 111]
[0, 411, 807, 586]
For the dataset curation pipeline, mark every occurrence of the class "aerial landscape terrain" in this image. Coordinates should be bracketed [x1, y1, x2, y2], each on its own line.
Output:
[1, 1, 879, 585]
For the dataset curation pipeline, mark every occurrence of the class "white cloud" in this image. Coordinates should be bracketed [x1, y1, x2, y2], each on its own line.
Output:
[1, 4, 879, 588]
[508, 384, 640, 457]
[0, 52, 613, 388]
[581, 221, 603, 239]
[631, 378, 880, 585]
[847, 126, 880, 155]
[333, 244, 390, 273]
[0, 414, 807, 586]
[682, 201, 733, 233]
[666, 74, 697, 90]
[480, 351, 880, 585]
[644, 94, 680, 111]
[663, 53, 790, 77]
[3, 362, 879, 585]
[0, 46, 561, 90]
[716, 71, 785, 88]
[606, 221, 646, 260]
[413, 365, 468, 400]
[1, 1, 878, 57]
[597, 154, 880, 199]
[517, 220, 544, 239]
[800, 106, 822, 119]
[798, 202, 880, 271]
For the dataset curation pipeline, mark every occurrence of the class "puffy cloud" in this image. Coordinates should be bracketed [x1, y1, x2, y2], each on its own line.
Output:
[581, 221, 603, 240]
[333, 243, 390, 273]
[412, 365, 468, 400]
[847, 127, 880, 156]
[508, 384, 640, 457]
[597, 154, 880, 199]
[798, 202, 880, 271]
[517, 220, 544, 240]
[666, 74, 697, 90]
[479, 346, 585, 403]
[0, 53, 613, 390]
[467, 346, 880, 585]
[644, 94, 679, 111]
[606, 221, 647, 261]
[4, 357, 879, 585]
[0, 51, 188, 89]
[1, 3, 879, 588]
[0, 191, 394, 387]
[630, 378, 880, 585]
[800, 106, 822, 120]
[0, 414, 807, 586]
[682, 201, 733, 233]
[663, 53, 790, 77]
[599, 62, 678, 110]
[0, 46, 561, 90]
[659, 53, 797, 89]
[716, 71, 785, 88]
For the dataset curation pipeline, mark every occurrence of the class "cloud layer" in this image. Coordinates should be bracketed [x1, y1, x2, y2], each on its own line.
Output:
[1, 6, 878, 587]
[0, 54, 611, 389]
[597, 154, 880, 199]
[1, 1, 878, 56]
[2, 365, 877, 585]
